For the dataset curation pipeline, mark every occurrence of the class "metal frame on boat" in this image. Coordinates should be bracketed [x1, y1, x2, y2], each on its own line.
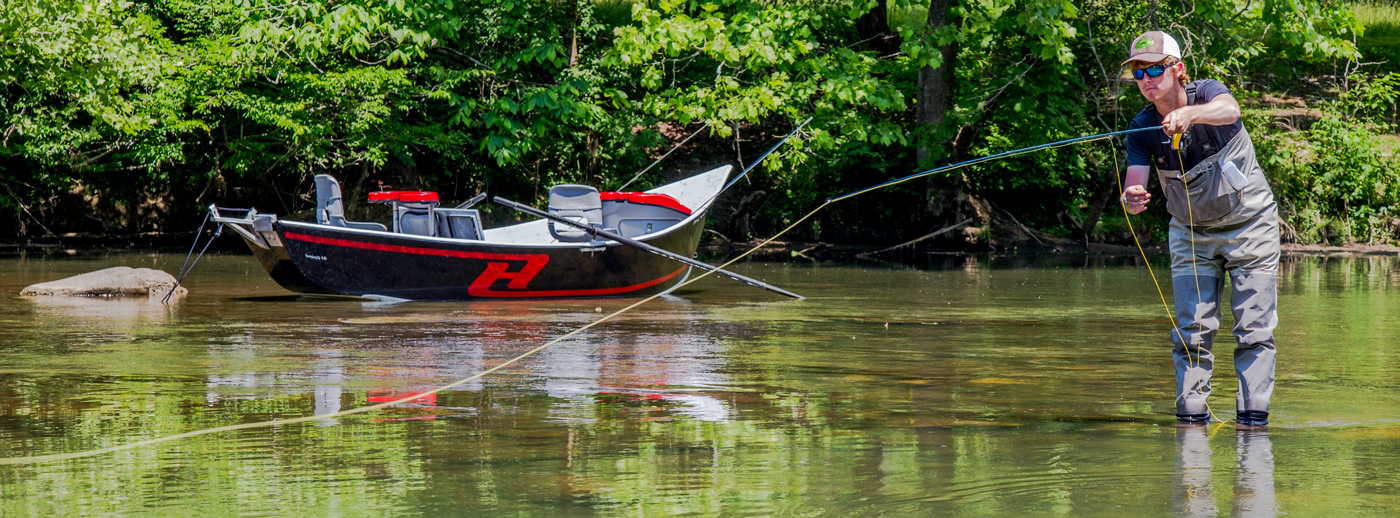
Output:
[211, 165, 732, 301]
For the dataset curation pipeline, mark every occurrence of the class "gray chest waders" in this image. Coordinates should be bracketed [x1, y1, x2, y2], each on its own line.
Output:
[1154, 122, 1281, 422]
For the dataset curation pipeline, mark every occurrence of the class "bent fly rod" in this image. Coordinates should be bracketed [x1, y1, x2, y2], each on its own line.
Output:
[0, 122, 1163, 466]
[828, 126, 1160, 203]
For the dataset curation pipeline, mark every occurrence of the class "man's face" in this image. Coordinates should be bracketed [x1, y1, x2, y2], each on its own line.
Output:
[1132, 60, 1180, 102]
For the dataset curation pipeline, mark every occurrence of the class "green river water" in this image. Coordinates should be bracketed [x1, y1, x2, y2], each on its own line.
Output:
[1, 252, 1397, 516]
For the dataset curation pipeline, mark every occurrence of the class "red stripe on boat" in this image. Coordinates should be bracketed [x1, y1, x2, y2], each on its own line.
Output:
[287, 232, 543, 261]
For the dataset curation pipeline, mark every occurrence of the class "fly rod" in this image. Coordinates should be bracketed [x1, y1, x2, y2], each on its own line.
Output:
[828, 126, 1160, 203]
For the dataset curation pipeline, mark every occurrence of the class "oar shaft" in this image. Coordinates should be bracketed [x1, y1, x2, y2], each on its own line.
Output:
[493, 197, 804, 300]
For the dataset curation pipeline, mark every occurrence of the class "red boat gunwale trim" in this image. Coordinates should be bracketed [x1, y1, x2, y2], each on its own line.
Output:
[599, 192, 691, 214]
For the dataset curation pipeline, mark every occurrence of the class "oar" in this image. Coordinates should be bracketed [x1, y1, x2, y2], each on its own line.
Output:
[492, 196, 804, 300]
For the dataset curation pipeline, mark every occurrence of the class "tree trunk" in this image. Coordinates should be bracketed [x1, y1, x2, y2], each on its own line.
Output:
[565, 0, 580, 66]
[1079, 179, 1119, 243]
[858, 0, 900, 54]
[917, 0, 968, 227]
[916, 0, 957, 167]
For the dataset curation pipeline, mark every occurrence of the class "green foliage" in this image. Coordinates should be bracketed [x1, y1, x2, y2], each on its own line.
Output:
[0, 0, 1389, 246]
[1335, 71, 1400, 125]
[610, 0, 908, 149]
[1256, 110, 1400, 244]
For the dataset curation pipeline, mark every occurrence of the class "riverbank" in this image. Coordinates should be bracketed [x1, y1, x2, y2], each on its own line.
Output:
[699, 237, 1400, 260]
[6, 232, 1398, 259]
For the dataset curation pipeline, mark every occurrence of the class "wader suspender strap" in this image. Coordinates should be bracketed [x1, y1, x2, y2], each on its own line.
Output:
[1181, 80, 1224, 154]
[1148, 81, 1202, 174]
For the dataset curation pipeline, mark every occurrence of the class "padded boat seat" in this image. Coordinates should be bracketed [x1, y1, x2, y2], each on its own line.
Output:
[547, 184, 603, 242]
[395, 191, 439, 237]
[314, 175, 387, 231]
[600, 191, 690, 237]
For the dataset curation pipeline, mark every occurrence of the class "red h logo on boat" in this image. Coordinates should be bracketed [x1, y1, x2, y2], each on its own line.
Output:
[467, 255, 549, 296]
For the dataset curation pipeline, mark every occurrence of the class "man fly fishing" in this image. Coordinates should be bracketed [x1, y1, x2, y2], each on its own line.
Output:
[1119, 31, 1281, 428]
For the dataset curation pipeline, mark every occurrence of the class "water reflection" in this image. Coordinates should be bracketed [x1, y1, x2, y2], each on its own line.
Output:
[23, 295, 176, 329]
[1234, 429, 1276, 517]
[0, 253, 1396, 515]
[1173, 426, 1278, 517]
[1174, 426, 1218, 516]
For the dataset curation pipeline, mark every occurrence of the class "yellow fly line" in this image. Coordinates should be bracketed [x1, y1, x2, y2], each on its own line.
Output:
[0, 126, 1186, 466]
[1173, 134, 1225, 425]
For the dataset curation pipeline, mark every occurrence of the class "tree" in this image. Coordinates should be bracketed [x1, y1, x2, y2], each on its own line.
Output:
[0, 0, 1378, 246]
[608, 0, 910, 237]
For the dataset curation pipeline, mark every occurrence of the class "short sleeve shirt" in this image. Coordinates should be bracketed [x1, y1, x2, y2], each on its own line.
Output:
[1126, 79, 1241, 172]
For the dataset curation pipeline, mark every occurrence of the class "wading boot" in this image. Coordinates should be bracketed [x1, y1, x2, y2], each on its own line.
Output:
[1176, 413, 1210, 427]
[1236, 410, 1268, 429]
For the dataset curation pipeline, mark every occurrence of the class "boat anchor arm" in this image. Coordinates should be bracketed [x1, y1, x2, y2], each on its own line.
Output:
[492, 197, 804, 300]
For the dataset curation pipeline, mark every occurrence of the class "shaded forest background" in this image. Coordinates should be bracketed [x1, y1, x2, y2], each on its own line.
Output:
[1, 0, 1397, 249]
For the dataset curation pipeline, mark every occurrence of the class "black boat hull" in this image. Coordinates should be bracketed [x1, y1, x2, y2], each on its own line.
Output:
[236, 216, 705, 300]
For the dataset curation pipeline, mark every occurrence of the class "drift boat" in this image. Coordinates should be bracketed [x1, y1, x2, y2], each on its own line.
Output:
[210, 165, 731, 301]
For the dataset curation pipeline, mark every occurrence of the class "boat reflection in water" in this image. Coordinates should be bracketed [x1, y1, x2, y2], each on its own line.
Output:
[201, 299, 732, 427]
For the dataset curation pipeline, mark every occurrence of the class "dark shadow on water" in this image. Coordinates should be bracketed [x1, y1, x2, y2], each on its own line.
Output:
[227, 295, 317, 302]
[850, 253, 1170, 273]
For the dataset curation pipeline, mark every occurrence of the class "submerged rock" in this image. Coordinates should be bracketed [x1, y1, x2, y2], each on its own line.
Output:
[20, 266, 187, 299]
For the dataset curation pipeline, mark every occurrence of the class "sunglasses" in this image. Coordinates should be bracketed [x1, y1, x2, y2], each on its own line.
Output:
[1132, 64, 1172, 80]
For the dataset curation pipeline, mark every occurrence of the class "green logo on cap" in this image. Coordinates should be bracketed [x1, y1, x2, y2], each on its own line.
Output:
[1135, 37, 1154, 50]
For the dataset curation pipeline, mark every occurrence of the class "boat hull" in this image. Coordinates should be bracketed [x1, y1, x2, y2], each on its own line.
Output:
[235, 216, 705, 300]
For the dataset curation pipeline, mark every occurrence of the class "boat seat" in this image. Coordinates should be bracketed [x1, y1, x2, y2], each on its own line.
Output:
[314, 175, 387, 231]
[547, 184, 603, 242]
[395, 192, 440, 237]
[600, 192, 691, 237]
[435, 208, 485, 240]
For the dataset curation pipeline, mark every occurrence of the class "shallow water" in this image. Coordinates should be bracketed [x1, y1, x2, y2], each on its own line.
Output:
[1, 252, 1398, 516]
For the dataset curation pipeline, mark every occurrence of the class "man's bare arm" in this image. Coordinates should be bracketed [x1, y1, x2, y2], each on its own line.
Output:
[1162, 94, 1241, 134]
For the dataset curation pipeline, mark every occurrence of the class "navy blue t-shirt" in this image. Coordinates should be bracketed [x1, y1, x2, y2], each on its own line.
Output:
[1126, 79, 1242, 172]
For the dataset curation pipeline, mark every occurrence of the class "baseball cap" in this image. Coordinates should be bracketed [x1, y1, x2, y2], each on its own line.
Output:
[1121, 31, 1181, 65]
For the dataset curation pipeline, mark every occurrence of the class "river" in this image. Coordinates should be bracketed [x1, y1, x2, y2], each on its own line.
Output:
[1, 252, 1397, 515]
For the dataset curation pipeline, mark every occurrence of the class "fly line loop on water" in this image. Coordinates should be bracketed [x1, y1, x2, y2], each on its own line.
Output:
[0, 124, 1173, 466]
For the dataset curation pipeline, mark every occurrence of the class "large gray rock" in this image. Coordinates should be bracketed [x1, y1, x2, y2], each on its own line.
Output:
[20, 266, 188, 299]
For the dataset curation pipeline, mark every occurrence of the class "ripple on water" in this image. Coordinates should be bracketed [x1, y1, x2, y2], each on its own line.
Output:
[1, 255, 1399, 515]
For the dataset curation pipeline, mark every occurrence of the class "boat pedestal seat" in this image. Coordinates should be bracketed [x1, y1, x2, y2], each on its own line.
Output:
[371, 190, 485, 240]
[600, 191, 691, 238]
[315, 175, 388, 231]
[547, 185, 604, 242]
[394, 192, 440, 237]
